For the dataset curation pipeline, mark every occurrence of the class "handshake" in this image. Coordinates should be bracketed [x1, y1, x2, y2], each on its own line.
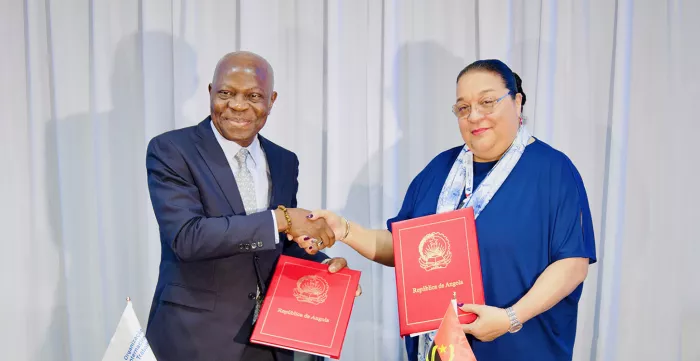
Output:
[274, 207, 345, 255]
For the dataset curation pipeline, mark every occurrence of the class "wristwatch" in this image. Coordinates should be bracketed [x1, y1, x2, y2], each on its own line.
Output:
[505, 307, 522, 333]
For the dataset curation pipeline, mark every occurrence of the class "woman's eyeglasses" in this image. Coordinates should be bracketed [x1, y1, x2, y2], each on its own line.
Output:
[452, 91, 513, 119]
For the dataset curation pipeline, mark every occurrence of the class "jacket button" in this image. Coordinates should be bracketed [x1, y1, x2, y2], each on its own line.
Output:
[248, 292, 255, 300]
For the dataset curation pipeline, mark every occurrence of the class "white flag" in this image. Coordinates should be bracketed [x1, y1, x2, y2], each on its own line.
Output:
[101, 300, 157, 361]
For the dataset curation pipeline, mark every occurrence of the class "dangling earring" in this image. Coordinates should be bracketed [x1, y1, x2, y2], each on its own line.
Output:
[519, 116, 523, 125]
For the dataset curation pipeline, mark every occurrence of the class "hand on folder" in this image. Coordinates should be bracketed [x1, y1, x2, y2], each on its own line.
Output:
[322, 257, 362, 297]
[457, 303, 511, 342]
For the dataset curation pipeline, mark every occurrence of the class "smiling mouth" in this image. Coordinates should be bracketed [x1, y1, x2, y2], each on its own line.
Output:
[225, 117, 253, 126]
[471, 128, 489, 136]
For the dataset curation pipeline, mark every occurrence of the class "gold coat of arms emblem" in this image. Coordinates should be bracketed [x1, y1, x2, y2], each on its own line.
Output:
[293, 275, 330, 305]
[418, 232, 453, 271]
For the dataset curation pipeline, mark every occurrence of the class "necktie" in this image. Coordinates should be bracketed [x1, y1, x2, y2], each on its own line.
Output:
[233, 149, 263, 323]
[233, 149, 257, 214]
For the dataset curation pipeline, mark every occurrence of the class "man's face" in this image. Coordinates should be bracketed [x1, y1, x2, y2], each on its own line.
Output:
[208, 55, 277, 147]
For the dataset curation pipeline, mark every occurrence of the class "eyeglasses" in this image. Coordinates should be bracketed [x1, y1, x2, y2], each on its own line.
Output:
[452, 91, 513, 119]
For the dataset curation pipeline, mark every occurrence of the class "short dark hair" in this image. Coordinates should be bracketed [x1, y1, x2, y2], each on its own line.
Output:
[456, 59, 526, 111]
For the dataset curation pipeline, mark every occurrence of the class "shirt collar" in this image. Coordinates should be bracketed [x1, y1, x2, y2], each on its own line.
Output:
[210, 119, 262, 168]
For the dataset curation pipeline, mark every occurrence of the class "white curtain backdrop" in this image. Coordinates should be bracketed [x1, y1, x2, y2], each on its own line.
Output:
[2, 0, 699, 360]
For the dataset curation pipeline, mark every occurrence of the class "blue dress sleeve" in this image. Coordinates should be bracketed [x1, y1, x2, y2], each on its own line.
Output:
[550, 155, 597, 264]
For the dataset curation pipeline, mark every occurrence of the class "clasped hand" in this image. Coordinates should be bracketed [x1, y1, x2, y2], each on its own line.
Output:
[280, 208, 337, 250]
[285, 209, 345, 254]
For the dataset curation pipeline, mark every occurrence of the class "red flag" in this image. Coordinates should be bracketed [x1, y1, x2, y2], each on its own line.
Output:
[426, 301, 477, 361]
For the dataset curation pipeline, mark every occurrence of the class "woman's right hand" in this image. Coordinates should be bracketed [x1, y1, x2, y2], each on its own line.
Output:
[288, 209, 348, 248]
[308, 210, 345, 239]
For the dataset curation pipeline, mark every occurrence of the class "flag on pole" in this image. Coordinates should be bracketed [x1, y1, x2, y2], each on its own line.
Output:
[101, 298, 157, 361]
[425, 300, 477, 361]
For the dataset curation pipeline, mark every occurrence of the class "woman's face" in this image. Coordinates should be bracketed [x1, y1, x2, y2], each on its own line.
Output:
[455, 71, 522, 162]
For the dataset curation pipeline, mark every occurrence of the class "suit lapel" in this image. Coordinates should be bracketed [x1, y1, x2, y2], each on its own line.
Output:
[194, 117, 246, 215]
[259, 135, 286, 208]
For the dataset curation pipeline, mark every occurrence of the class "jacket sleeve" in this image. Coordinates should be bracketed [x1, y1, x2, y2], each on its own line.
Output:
[146, 136, 277, 262]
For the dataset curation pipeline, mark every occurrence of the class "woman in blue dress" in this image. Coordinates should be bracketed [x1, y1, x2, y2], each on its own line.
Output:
[295, 59, 596, 361]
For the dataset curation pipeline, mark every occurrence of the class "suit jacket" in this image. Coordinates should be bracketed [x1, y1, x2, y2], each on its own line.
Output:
[144, 117, 327, 361]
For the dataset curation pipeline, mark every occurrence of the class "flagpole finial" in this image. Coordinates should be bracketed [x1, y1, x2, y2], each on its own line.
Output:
[126, 296, 131, 302]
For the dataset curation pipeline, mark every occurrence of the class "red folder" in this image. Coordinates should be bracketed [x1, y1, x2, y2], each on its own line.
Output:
[391, 207, 485, 336]
[250, 255, 360, 359]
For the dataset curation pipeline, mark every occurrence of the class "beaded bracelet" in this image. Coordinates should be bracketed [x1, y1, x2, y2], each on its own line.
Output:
[277, 205, 292, 234]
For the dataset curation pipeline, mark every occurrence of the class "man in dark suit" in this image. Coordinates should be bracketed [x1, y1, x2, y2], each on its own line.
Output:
[144, 51, 356, 361]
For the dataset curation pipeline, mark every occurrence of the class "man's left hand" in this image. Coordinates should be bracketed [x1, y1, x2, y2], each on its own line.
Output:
[324, 257, 362, 297]
[458, 304, 511, 342]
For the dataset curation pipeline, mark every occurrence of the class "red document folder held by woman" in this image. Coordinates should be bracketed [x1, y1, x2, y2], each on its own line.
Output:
[391, 207, 485, 336]
[250, 255, 361, 359]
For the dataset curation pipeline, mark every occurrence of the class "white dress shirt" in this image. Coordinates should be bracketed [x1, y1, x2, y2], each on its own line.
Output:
[211, 121, 279, 244]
